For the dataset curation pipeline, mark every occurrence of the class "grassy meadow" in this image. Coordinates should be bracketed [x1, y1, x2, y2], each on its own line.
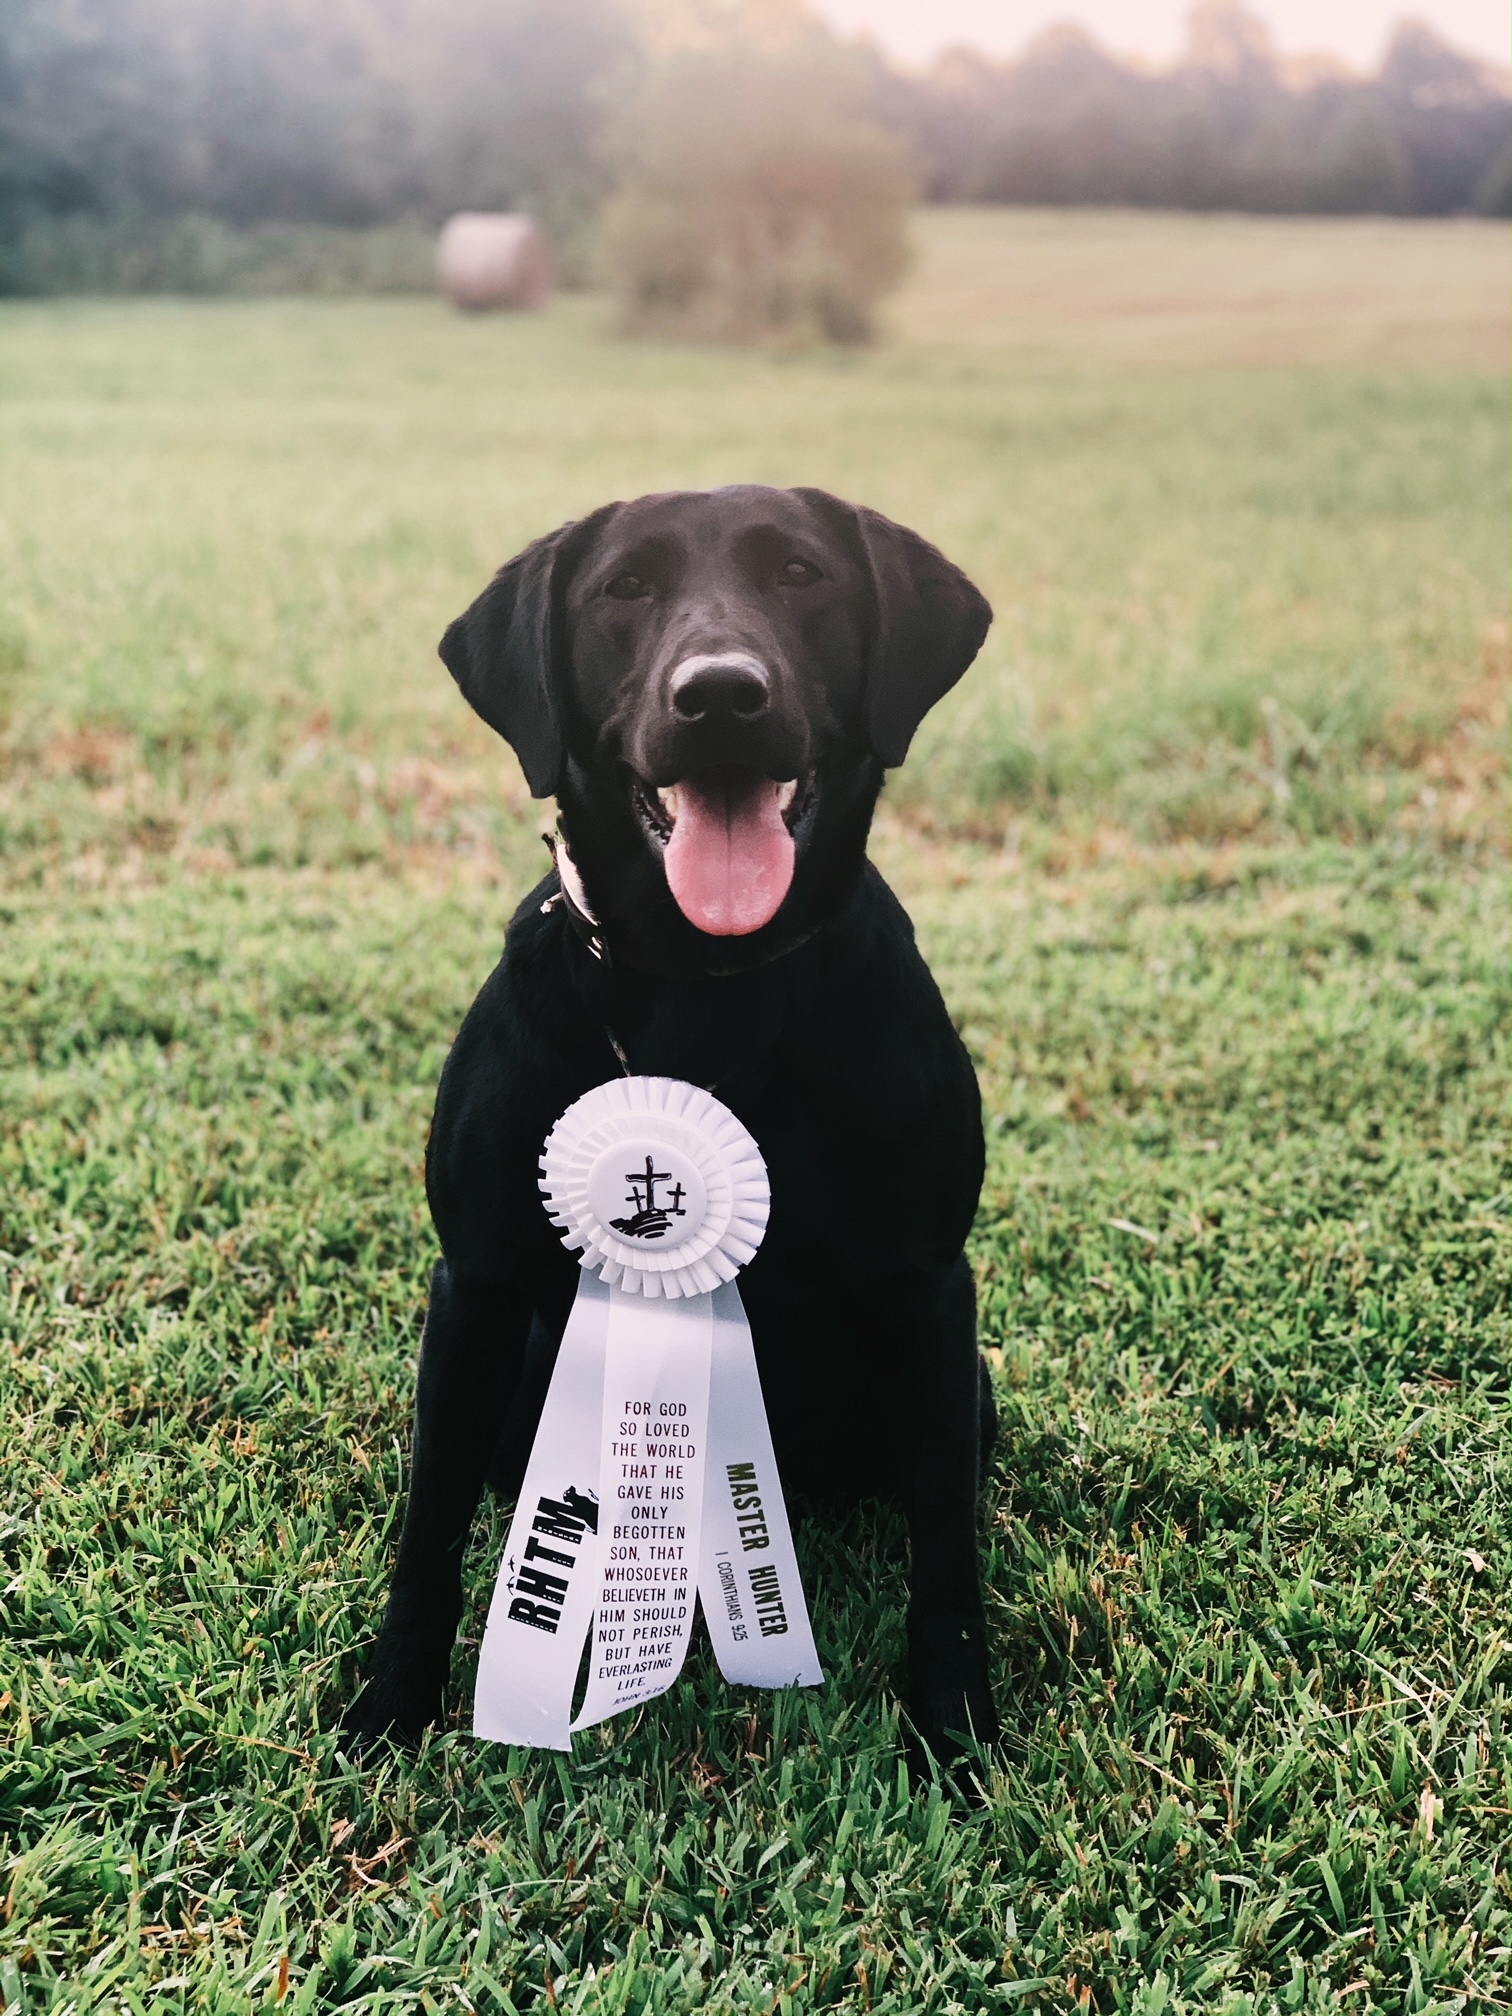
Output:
[0, 208, 1507, 2013]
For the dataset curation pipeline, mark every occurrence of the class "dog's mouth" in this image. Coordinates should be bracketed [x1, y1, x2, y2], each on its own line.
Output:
[630, 767, 816, 937]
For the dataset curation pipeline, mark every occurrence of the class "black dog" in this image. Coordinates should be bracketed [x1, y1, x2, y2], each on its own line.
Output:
[346, 484, 998, 1763]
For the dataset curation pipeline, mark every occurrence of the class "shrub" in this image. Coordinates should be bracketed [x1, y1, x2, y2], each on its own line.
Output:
[599, 26, 914, 346]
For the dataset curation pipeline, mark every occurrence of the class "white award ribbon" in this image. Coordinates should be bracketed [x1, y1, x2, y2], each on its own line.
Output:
[474, 1077, 822, 1750]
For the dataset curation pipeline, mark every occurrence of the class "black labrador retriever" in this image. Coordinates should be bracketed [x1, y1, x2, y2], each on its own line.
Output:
[346, 483, 998, 1764]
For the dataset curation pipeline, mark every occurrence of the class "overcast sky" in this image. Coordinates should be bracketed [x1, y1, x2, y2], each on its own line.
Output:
[811, 0, 1511, 70]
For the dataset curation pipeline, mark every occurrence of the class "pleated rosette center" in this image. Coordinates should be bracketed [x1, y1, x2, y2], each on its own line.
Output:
[539, 1077, 770, 1298]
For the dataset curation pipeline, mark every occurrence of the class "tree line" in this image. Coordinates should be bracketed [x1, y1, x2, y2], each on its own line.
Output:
[0, 0, 631, 252]
[893, 6, 1509, 217]
[0, 0, 1505, 296]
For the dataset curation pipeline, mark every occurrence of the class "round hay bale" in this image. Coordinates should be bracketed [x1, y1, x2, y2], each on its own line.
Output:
[436, 213, 553, 312]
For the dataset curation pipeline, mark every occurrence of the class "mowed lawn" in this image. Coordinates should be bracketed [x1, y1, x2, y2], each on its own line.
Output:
[0, 210, 1506, 2014]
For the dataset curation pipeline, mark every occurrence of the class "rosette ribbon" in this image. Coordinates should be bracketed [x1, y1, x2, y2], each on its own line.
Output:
[474, 1077, 823, 1749]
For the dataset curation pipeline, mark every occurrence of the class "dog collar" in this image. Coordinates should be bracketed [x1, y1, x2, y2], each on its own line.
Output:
[542, 831, 612, 965]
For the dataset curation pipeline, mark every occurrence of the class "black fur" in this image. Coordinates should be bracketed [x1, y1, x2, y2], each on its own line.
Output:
[347, 484, 998, 1764]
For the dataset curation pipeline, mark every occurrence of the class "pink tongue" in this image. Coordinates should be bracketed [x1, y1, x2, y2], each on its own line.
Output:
[663, 776, 795, 936]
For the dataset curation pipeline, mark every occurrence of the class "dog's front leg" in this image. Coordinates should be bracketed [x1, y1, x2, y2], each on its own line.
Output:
[345, 1258, 532, 1751]
[896, 1255, 999, 1769]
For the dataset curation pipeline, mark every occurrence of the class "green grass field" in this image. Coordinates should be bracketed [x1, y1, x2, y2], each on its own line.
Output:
[1, 209, 1507, 2013]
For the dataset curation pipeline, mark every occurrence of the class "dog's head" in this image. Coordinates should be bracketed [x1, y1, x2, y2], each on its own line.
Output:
[440, 485, 990, 975]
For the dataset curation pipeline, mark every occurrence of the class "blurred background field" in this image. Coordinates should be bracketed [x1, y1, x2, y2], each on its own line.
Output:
[1, 206, 1506, 894]
[891, 207, 1511, 366]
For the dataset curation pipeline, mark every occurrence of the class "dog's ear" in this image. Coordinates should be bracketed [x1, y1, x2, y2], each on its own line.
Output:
[438, 507, 616, 798]
[853, 505, 993, 767]
[796, 490, 992, 768]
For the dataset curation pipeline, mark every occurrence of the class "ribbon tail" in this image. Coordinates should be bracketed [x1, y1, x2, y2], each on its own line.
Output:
[699, 1281, 823, 1690]
[571, 1286, 714, 1733]
[474, 1273, 610, 1750]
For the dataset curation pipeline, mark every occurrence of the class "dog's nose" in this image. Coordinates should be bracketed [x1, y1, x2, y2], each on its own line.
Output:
[670, 652, 770, 721]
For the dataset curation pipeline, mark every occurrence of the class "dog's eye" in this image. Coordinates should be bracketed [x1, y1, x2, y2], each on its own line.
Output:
[779, 558, 821, 587]
[605, 573, 652, 601]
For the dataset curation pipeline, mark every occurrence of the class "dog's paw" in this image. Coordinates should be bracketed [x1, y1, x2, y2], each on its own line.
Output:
[906, 1614, 999, 1788]
[342, 1633, 451, 1757]
[342, 1680, 438, 1757]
